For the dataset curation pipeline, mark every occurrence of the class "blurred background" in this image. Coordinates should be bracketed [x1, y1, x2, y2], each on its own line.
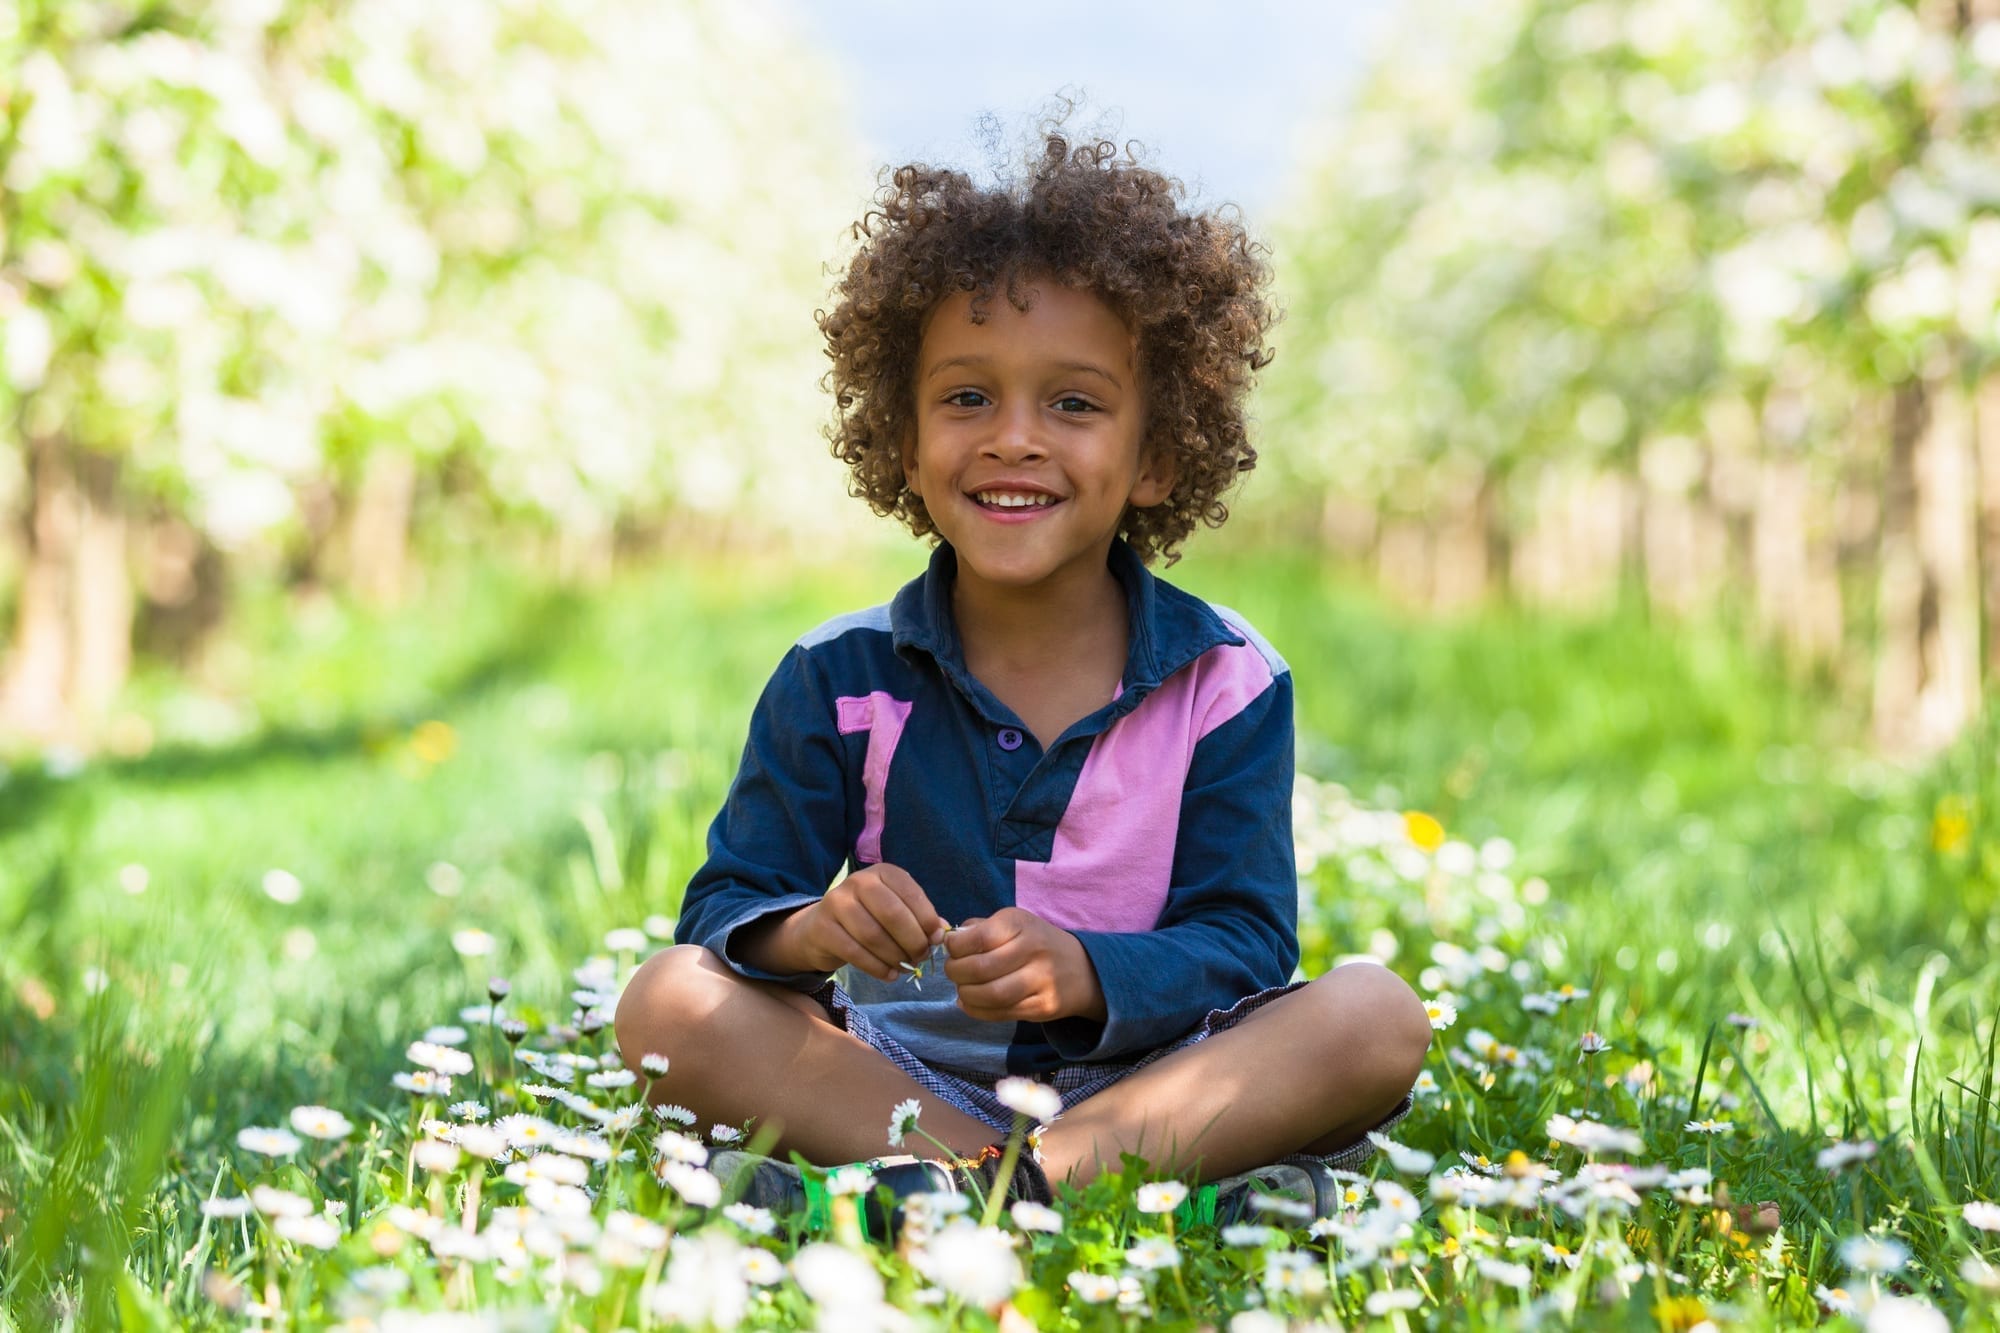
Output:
[6, 0, 2000, 758]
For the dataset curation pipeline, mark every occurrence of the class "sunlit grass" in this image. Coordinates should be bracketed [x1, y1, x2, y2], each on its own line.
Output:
[1, 548, 1997, 1328]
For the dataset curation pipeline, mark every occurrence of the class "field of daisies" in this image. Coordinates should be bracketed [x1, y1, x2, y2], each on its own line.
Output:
[3, 549, 1999, 1331]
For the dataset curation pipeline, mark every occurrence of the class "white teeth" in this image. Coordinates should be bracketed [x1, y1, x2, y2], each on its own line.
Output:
[974, 492, 1057, 508]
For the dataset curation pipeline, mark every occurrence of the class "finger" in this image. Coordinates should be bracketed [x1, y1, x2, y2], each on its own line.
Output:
[876, 864, 950, 943]
[858, 881, 936, 962]
[941, 942, 1017, 988]
[944, 917, 996, 958]
[954, 975, 1023, 1021]
[822, 908, 907, 982]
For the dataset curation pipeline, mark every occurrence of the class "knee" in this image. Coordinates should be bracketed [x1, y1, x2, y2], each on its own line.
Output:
[613, 943, 737, 1075]
[1320, 962, 1433, 1098]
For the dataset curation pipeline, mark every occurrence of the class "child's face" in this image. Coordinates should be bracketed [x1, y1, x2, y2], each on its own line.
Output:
[902, 277, 1174, 597]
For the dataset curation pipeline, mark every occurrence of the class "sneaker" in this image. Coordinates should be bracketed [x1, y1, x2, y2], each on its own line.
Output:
[1197, 1159, 1342, 1229]
[707, 1151, 965, 1242]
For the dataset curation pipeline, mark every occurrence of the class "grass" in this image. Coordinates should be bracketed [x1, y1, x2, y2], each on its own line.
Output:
[0, 542, 1996, 1329]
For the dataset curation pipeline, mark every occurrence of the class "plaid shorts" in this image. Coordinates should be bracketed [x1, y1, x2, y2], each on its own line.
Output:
[809, 977, 1413, 1176]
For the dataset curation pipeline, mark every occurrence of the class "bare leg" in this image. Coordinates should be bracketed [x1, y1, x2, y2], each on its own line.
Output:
[1037, 962, 1432, 1187]
[613, 945, 998, 1165]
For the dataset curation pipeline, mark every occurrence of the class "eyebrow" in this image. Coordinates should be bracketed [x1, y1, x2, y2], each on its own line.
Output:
[924, 355, 1124, 389]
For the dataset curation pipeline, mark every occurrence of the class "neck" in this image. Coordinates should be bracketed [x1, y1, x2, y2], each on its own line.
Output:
[950, 545, 1126, 670]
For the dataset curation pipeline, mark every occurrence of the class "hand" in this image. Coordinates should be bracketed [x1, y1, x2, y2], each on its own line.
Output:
[942, 907, 1106, 1024]
[787, 863, 949, 983]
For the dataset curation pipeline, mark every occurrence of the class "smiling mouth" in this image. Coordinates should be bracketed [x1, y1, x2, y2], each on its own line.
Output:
[969, 491, 1063, 510]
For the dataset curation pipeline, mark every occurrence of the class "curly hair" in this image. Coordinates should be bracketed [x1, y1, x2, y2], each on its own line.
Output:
[816, 131, 1276, 565]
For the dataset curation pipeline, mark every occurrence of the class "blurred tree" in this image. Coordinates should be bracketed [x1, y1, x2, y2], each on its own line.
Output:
[1267, 0, 2000, 751]
[0, 0, 862, 744]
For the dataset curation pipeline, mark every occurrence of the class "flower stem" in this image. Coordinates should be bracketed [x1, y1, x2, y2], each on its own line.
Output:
[981, 1113, 1027, 1228]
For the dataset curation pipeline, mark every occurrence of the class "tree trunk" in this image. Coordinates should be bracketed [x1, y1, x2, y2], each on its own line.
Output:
[1376, 515, 1433, 607]
[1974, 374, 2000, 678]
[348, 448, 418, 607]
[1913, 372, 1981, 750]
[1752, 452, 1810, 655]
[1873, 381, 1928, 751]
[67, 448, 132, 721]
[1431, 467, 1493, 612]
[0, 432, 78, 743]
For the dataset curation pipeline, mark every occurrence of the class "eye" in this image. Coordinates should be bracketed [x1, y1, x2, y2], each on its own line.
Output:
[943, 390, 988, 408]
[1053, 396, 1097, 414]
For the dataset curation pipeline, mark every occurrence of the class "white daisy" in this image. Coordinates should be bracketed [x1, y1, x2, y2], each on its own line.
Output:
[916, 1219, 1022, 1309]
[1368, 1132, 1436, 1174]
[1424, 997, 1457, 1029]
[412, 1141, 462, 1173]
[1220, 1223, 1277, 1247]
[288, 1106, 353, 1141]
[1136, 1180, 1189, 1214]
[1962, 1201, 2000, 1232]
[1840, 1235, 1910, 1274]
[422, 1025, 469, 1046]
[250, 1185, 312, 1218]
[825, 1164, 876, 1196]
[993, 1077, 1061, 1123]
[660, 1161, 721, 1207]
[652, 1130, 708, 1166]
[1068, 1271, 1118, 1303]
[455, 1126, 508, 1159]
[1009, 1200, 1063, 1233]
[887, 1098, 923, 1148]
[273, 1215, 340, 1250]
[1816, 1139, 1878, 1172]
[236, 1126, 302, 1158]
[406, 1042, 475, 1076]
[587, 1069, 636, 1090]
[723, 1202, 776, 1236]
[391, 1070, 452, 1097]
[740, 1248, 785, 1285]
[1684, 1119, 1733, 1135]
[1125, 1235, 1179, 1269]
[201, 1196, 253, 1219]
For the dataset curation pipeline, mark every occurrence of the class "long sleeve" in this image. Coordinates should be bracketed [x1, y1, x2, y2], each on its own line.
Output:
[1042, 671, 1299, 1061]
[673, 646, 854, 990]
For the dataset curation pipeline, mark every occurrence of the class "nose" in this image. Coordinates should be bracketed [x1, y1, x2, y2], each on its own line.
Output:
[983, 398, 1047, 463]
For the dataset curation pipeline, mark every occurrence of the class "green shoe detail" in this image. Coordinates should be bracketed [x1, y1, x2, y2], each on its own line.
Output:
[1174, 1184, 1219, 1229]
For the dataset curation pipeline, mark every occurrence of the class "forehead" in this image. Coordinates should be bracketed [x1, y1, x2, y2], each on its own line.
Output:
[918, 281, 1136, 369]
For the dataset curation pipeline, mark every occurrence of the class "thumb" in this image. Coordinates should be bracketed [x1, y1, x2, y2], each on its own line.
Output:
[944, 917, 990, 957]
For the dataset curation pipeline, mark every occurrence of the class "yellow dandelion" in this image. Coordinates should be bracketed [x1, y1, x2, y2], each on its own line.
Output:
[411, 720, 458, 765]
[1403, 810, 1447, 852]
[1932, 796, 1971, 854]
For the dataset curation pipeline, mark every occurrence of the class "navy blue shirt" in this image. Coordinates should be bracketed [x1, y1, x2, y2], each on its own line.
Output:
[675, 540, 1299, 1075]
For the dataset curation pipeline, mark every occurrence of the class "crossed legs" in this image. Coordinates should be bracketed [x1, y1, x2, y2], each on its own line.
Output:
[613, 944, 1432, 1187]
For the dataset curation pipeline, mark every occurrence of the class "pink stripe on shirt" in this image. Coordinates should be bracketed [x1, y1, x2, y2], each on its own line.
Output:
[1014, 635, 1274, 932]
[837, 692, 914, 864]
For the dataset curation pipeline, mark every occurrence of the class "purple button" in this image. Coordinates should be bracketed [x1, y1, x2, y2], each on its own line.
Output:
[996, 727, 1023, 751]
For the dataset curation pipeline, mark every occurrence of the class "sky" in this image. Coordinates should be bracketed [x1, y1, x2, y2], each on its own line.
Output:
[781, 0, 1399, 223]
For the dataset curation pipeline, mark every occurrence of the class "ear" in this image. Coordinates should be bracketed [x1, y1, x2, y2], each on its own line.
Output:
[1129, 443, 1177, 508]
[900, 426, 921, 497]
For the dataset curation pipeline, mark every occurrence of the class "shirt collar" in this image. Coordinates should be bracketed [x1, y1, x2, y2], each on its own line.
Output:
[890, 540, 1244, 699]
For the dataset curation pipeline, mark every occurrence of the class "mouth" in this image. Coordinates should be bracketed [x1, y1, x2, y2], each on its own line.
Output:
[968, 489, 1064, 512]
